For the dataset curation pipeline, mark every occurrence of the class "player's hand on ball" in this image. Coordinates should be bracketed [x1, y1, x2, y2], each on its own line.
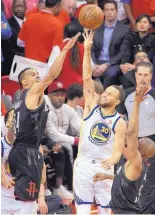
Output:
[93, 173, 107, 182]
[82, 29, 94, 50]
[63, 32, 81, 51]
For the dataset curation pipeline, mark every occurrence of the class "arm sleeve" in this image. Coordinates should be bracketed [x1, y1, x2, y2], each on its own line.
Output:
[1, 11, 12, 39]
[45, 112, 75, 145]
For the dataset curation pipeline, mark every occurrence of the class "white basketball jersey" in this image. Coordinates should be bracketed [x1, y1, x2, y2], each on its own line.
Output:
[1, 136, 14, 197]
[78, 105, 121, 159]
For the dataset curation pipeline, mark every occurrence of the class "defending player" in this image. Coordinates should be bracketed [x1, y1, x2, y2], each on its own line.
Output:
[8, 33, 80, 213]
[94, 86, 155, 213]
[73, 30, 127, 214]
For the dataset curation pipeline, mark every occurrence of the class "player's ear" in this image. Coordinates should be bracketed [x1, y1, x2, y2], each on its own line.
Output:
[21, 79, 27, 86]
[115, 99, 120, 106]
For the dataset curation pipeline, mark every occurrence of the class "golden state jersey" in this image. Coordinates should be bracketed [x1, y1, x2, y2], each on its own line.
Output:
[78, 105, 121, 159]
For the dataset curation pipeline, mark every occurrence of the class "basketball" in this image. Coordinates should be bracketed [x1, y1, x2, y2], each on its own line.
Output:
[79, 5, 104, 30]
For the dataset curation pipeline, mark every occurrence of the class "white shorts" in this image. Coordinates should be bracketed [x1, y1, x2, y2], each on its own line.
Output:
[1, 195, 22, 214]
[73, 156, 113, 209]
[1, 195, 38, 214]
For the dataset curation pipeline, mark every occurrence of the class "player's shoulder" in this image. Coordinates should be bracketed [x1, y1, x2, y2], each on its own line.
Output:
[115, 116, 127, 131]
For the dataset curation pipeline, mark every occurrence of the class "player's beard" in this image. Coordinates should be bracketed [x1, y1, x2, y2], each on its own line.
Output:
[99, 101, 111, 108]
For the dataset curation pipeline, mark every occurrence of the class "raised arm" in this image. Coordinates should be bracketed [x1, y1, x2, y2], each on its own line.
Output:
[102, 118, 127, 169]
[29, 33, 81, 96]
[127, 86, 148, 158]
[82, 30, 98, 118]
[125, 86, 148, 180]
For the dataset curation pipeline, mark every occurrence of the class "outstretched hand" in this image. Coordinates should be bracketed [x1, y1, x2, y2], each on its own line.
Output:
[102, 157, 118, 170]
[82, 29, 94, 50]
[63, 32, 81, 51]
[135, 84, 148, 104]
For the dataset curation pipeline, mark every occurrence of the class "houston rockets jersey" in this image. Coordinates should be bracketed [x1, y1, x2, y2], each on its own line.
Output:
[78, 105, 121, 159]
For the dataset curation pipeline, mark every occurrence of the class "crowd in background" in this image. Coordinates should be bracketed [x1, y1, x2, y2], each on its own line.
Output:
[1, 0, 155, 214]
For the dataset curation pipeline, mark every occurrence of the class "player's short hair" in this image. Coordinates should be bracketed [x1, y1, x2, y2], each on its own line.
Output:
[103, 0, 118, 10]
[67, 84, 83, 100]
[45, 0, 61, 8]
[18, 68, 33, 88]
[4, 108, 14, 125]
[112, 85, 125, 103]
[135, 61, 153, 74]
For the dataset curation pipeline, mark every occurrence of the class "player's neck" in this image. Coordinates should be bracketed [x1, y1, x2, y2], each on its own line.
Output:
[101, 106, 116, 117]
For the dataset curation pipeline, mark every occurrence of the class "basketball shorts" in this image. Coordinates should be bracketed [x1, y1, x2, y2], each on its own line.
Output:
[73, 156, 113, 209]
[8, 146, 43, 201]
[1, 194, 22, 214]
[1, 195, 38, 214]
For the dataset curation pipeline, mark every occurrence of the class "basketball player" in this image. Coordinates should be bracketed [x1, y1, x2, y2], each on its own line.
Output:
[8, 33, 80, 213]
[73, 30, 127, 214]
[94, 86, 155, 214]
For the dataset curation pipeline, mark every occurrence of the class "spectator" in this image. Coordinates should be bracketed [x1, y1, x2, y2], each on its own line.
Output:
[48, 23, 84, 88]
[123, 0, 155, 31]
[98, 0, 130, 25]
[17, 0, 63, 63]
[45, 81, 81, 189]
[117, 62, 155, 141]
[120, 51, 151, 89]
[66, 84, 84, 118]
[26, 0, 70, 27]
[1, 8, 12, 75]
[2, 0, 26, 76]
[3, 0, 39, 19]
[91, 0, 129, 88]
[43, 138, 73, 198]
[61, 0, 76, 18]
[122, 14, 155, 64]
